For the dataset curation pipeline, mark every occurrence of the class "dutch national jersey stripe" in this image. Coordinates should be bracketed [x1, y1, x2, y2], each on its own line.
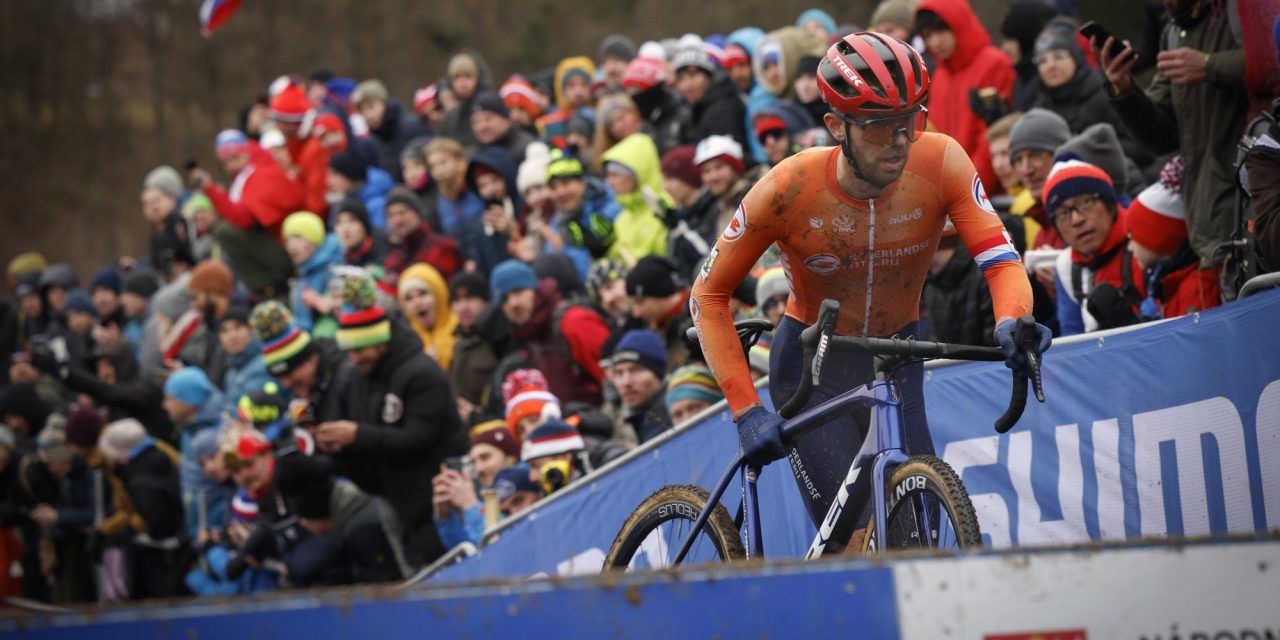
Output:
[970, 233, 1021, 272]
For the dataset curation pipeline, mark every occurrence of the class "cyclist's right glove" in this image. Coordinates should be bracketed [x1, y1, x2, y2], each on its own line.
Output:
[735, 406, 788, 466]
[994, 319, 1053, 375]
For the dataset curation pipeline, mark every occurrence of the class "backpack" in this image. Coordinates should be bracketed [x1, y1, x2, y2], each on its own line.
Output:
[1227, 97, 1280, 298]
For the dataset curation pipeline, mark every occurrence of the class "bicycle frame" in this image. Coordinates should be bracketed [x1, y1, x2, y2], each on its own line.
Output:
[672, 375, 905, 564]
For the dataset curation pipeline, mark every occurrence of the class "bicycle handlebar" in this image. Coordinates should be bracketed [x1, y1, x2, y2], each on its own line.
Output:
[777, 300, 1045, 433]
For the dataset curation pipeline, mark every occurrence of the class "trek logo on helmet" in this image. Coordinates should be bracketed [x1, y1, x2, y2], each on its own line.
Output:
[833, 57, 865, 89]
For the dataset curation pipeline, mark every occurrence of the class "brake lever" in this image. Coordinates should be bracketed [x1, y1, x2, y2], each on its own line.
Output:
[1025, 348, 1045, 403]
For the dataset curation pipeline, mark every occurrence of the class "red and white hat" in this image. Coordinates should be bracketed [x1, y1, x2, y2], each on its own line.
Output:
[694, 135, 745, 174]
[520, 419, 585, 462]
[270, 83, 311, 123]
[1127, 157, 1186, 256]
[413, 85, 439, 114]
[500, 76, 542, 119]
[622, 56, 668, 92]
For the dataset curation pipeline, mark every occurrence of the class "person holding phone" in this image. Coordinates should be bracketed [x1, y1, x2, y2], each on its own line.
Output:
[1090, 0, 1247, 269]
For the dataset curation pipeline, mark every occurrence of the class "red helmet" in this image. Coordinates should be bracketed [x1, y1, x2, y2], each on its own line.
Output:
[817, 32, 929, 117]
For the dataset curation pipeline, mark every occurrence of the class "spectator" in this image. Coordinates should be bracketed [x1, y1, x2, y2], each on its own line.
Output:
[161, 366, 228, 539]
[722, 43, 755, 94]
[503, 370, 562, 441]
[431, 463, 483, 550]
[753, 103, 815, 168]
[492, 465, 541, 516]
[672, 43, 748, 149]
[283, 211, 343, 337]
[600, 132, 673, 265]
[89, 266, 127, 336]
[915, 0, 1015, 190]
[1126, 157, 1221, 319]
[795, 8, 837, 42]
[321, 274, 467, 570]
[20, 421, 96, 603]
[1096, 0, 1247, 266]
[170, 260, 234, 374]
[790, 54, 827, 126]
[189, 426, 234, 546]
[39, 263, 78, 322]
[39, 341, 172, 441]
[332, 199, 389, 269]
[546, 150, 623, 279]
[269, 82, 330, 215]
[695, 135, 754, 234]
[585, 260, 631, 327]
[251, 301, 353, 423]
[327, 147, 394, 230]
[626, 256, 695, 368]
[999, 0, 1061, 112]
[755, 266, 789, 328]
[397, 263, 458, 369]
[0, 383, 50, 443]
[182, 193, 220, 263]
[1044, 160, 1147, 335]
[425, 137, 485, 243]
[606, 330, 672, 444]
[598, 34, 637, 91]
[1246, 117, 1280, 270]
[1009, 108, 1072, 250]
[500, 76, 546, 134]
[120, 270, 161, 359]
[623, 54, 692, 156]
[213, 304, 274, 416]
[472, 92, 537, 165]
[464, 147, 522, 274]
[986, 112, 1024, 203]
[870, 0, 921, 44]
[62, 291, 96, 362]
[469, 419, 520, 488]
[520, 419, 589, 496]
[140, 166, 195, 281]
[437, 50, 495, 147]
[665, 363, 724, 427]
[194, 129, 301, 299]
[352, 79, 429, 176]
[9, 352, 66, 410]
[923, 222, 997, 346]
[663, 145, 719, 275]
[413, 84, 444, 131]
[382, 186, 462, 283]
[447, 272, 497, 421]
[491, 259, 610, 407]
[537, 56, 598, 149]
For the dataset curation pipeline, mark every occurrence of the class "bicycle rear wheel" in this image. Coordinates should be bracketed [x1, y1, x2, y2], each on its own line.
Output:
[863, 455, 982, 552]
[603, 484, 745, 571]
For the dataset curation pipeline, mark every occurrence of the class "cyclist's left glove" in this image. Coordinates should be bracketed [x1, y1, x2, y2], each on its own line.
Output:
[735, 406, 788, 467]
[994, 319, 1052, 375]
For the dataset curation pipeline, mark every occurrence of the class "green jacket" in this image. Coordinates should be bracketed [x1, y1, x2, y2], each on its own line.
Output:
[601, 133, 674, 264]
[1108, 0, 1247, 265]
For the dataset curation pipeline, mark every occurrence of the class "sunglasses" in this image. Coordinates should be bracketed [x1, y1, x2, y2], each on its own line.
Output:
[838, 106, 928, 146]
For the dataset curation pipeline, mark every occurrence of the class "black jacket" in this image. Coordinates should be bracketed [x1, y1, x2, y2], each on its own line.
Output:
[667, 189, 721, 276]
[1032, 67, 1151, 169]
[689, 78, 748, 150]
[60, 358, 174, 444]
[335, 321, 467, 557]
[369, 100, 429, 177]
[922, 243, 997, 348]
[118, 442, 183, 540]
[310, 337, 358, 424]
[632, 85, 693, 156]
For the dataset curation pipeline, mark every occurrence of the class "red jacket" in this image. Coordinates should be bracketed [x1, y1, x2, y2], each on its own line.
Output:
[293, 138, 332, 218]
[1159, 262, 1221, 319]
[204, 149, 306, 242]
[917, 0, 1014, 193]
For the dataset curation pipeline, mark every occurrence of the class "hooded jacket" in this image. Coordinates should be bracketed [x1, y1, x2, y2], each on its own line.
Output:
[464, 147, 522, 274]
[335, 321, 467, 563]
[289, 234, 344, 337]
[354, 165, 395, 231]
[689, 77, 749, 151]
[916, 0, 1015, 192]
[368, 99, 429, 177]
[552, 176, 623, 280]
[601, 133, 673, 265]
[397, 263, 460, 370]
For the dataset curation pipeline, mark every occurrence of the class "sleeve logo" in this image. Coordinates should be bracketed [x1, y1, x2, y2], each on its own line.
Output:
[972, 174, 996, 214]
[721, 203, 747, 243]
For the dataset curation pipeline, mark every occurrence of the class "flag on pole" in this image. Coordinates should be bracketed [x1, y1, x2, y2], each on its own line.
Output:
[199, 0, 244, 37]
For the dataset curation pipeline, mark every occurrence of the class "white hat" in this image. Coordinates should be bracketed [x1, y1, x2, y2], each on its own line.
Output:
[694, 135, 744, 169]
[259, 128, 287, 150]
[100, 419, 147, 463]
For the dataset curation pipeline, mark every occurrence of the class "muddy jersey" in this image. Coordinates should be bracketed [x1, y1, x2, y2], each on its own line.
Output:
[691, 134, 1033, 413]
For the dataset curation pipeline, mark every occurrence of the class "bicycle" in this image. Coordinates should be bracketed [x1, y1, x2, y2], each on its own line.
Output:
[603, 299, 1045, 569]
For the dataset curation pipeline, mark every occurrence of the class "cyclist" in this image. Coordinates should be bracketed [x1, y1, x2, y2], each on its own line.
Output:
[690, 33, 1051, 552]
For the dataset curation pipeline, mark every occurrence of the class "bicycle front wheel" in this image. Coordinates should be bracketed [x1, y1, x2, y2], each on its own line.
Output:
[863, 455, 983, 552]
[603, 484, 744, 571]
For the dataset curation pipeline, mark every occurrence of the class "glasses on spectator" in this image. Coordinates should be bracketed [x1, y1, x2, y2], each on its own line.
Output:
[1054, 194, 1103, 221]
[758, 129, 786, 145]
[837, 106, 928, 146]
[1033, 50, 1073, 66]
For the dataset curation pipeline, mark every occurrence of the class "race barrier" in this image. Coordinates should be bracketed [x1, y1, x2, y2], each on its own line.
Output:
[429, 289, 1280, 583]
[7, 537, 1278, 638]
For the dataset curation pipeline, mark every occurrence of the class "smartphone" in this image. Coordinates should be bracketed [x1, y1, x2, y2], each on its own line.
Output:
[1078, 21, 1128, 59]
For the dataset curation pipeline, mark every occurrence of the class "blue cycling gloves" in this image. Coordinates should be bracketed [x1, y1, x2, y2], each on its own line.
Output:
[735, 406, 788, 466]
[994, 319, 1053, 374]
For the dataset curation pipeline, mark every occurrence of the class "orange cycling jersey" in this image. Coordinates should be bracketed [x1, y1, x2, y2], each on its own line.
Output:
[691, 133, 1033, 414]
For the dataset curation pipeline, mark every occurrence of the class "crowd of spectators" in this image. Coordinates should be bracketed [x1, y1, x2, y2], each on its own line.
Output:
[0, 0, 1277, 605]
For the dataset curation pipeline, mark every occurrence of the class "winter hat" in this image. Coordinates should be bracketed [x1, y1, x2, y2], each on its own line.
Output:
[622, 56, 669, 92]
[218, 302, 252, 329]
[191, 427, 221, 461]
[335, 198, 373, 235]
[384, 186, 424, 218]
[664, 364, 723, 410]
[99, 419, 147, 463]
[64, 406, 105, 449]
[182, 192, 214, 221]
[252, 301, 316, 376]
[1008, 108, 1071, 158]
[259, 128, 286, 150]
[270, 84, 311, 123]
[37, 419, 72, 465]
[794, 54, 822, 78]
[311, 113, 346, 141]
[660, 145, 702, 188]
[336, 272, 391, 350]
[1055, 123, 1129, 196]
[755, 266, 790, 305]
[557, 56, 597, 95]
[164, 366, 214, 408]
[473, 91, 510, 118]
[231, 490, 259, 523]
[64, 291, 97, 317]
[796, 8, 837, 37]
[672, 44, 719, 75]
[494, 464, 542, 501]
[694, 135, 745, 174]
[502, 368, 550, 404]
[237, 381, 291, 428]
[7, 252, 48, 282]
[534, 254, 583, 297]
[585, 260, 627, 303]
[1034, 17, 1084, 62]
[567, 115, 595, 142]
[1127, 156, 1186, 256]
[517, 142, 553, 194]
[625, 256, 680, 298]
[39, 263, 78, 291]
[755, 114, 788, 139]
[90, 266, 122, 294]
[521, 419, 585, 462]
[506, 388, 562, 433]
[546, 148, 586, 181]
[490, 260, 538, 301]
[329, 148, 369, 182]
[871, 0, 919, 30]
[188, 260, 234, 298]
[609, 330, 667, 378]
[446, 273, 487, 304]
[638, 40, 668, 61]
[282, 211, 326, 247]
[470, 419, 521, 459]
[214, 129, 252, 159]
[1001, 0, 1059, 61]
[500, 76, 541, 119]
[236, 428, 272, 460]
[1042, 158, 1117, 222]
[143, 165, 184, 199]
[448, 54, 479, 79]
[598, 34, 637, 62]
[120, 271, 159, 300]
[413, 84, 439, 113]
[722, 44, 751, 69]
[351, 79, 389, 107]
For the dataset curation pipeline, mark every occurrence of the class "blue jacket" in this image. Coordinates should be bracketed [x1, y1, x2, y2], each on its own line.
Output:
[360, 166, 395, 230]
[436, 189, 485, 238]
[185, 545, 279, 596]
[220, 340, 274, 414]
[551, 177, 622, 280]
[435, 503, 485, 550]
[179, 388, 231, 538]
[289, 234, 344, 333]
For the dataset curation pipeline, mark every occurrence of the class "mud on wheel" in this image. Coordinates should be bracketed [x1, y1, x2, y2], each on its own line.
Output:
[862, 455, 982, 552]
[603, 484, 745, 570]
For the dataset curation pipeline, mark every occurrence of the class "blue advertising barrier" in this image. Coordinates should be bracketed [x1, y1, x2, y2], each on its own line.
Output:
[430, 290, 1280, 584]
